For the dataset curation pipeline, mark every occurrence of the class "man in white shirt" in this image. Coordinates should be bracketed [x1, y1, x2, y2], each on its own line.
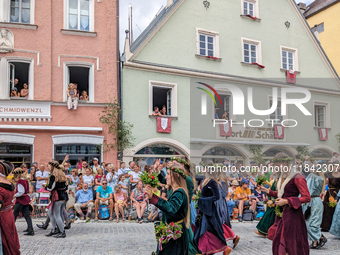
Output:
[35, 164, 49, 190]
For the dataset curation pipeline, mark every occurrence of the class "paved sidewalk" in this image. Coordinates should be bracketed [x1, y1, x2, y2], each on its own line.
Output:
[16, 218, 340, 255]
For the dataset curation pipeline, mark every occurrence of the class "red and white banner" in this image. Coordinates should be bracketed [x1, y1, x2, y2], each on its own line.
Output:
[157, 117, 171, 133]
[286, 70, 296, 84]
[220, 122, 232, 136]
[274, 125, 284, 139]
[319, 128, 328, 141]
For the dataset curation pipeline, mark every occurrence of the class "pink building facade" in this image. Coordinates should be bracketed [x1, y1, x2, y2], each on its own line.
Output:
[0, 0, 119, 168]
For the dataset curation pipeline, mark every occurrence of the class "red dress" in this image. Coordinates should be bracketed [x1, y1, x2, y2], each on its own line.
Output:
[0, 182, 20, 255]
[268, 174, 310, 255]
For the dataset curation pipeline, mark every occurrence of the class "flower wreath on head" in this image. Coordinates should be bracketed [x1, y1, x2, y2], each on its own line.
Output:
[270, 157, 293, 163]
[167, 166, 188, 179]
[171, 157, 189, 167]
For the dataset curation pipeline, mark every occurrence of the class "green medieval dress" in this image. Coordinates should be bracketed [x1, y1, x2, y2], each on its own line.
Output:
[256, 180, 276, 236]
[149, 188, 190, 255]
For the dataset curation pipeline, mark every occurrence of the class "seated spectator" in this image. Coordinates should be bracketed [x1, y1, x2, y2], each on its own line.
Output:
[118, 175, 128, 195]
[10, 87, 20, 97]
[253, 184, 266, 201]
[77, 173, 83, 191]
[233, 179, 257, 222]
[130, 181, 147, 223]
[114, 184, 128, 222]
[70, 183, 94, 220]
[28, 185, 36, 216]
[152, 107, 162, 116]
[67, 83, 78, 110]
[20, 83, 29, 97]
[106, 165, 118, 190]
[94, 180, 114, 221]
[80, 90, 89, 101]
[94, 167, 106, 191]
[74, 83, 80, 98]
[67, 168, 80, 188]
[83, 169, 94, 189]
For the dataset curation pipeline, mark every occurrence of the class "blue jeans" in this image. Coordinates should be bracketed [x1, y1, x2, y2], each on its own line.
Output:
[227, 200, 236, 218]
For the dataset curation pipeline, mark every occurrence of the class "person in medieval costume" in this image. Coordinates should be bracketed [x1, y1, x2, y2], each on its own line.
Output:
[261, 152, 310, 255]
[329, 189, 340, 238]
[13, 167, 34, 236]
[321, 163, 340, 232]
[45, 161, 68, 238]
[0, 161, 20, 255]
[145, 162, 190, 255]
[302, 169, 327, 249]
[194, 166, 232, 255]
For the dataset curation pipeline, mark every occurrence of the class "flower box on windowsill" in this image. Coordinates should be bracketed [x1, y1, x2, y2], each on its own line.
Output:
[149, 115, 178, 120]
[280, 68, 301, 74]
[61, 29, 97, 37]
[240, 15, 261, 22]
[241, 62, 265, 69]
[0, 22, 37, 30]
[195, 54, 222, 62]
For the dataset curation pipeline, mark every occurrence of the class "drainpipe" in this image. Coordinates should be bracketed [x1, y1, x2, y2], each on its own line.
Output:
[117, 0, 122, 160]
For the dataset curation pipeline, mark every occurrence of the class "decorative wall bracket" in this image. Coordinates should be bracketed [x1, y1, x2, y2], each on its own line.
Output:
[203, 0, 210, 9]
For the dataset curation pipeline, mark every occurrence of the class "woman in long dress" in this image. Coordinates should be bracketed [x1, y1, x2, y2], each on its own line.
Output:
[145, 162, 190, 255]
[329, 190, 340, 238]
[321, 164, 340, 231]
[302, 170, 326, 249]
[194, 167, 232, 255]
[261, 153, 310, 255]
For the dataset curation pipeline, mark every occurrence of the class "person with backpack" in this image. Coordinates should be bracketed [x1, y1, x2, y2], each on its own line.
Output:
[94, 179, 114, 221]
[70, 183, 94, 220]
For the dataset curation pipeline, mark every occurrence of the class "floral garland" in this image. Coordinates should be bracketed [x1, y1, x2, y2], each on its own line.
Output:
[167, 166, 188, 179]
[171, 157, 189, 166]
[192, 190, 201, 209]
[155, 222, 183, 251]
[140, 171, 159, 188]
[256, 175, 267, 186]
[274, 205, 284, 217]
[263, 198, 275, 208]
[270, 157, 293, 163]
[328, 201, 337, 208]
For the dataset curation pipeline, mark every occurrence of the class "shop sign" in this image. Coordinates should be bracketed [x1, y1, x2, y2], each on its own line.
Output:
[0, 101, 51, 119]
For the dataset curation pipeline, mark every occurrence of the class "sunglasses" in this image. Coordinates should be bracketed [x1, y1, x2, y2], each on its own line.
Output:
[103, 183, 107, 185]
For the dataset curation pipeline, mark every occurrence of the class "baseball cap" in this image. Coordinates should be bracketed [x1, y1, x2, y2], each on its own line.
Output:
[240, 179, 249, 185]
[318, 160, 323, 164]
[225, 157, 230, 160]
[93, 158, 99, 161]
[32, 162, 38, 165]
[250, 161, 255, 164]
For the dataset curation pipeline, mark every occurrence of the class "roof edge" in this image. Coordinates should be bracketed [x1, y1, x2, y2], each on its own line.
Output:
[304, 0, 340, 19]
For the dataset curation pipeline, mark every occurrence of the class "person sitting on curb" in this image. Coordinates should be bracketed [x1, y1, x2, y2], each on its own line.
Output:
[94, 179, 114, 221]
[70, 183, 94, 220]
[233, 179, 257, 222]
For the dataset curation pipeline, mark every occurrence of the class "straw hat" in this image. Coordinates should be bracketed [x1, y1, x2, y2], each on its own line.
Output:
[231, 180, 239, 186]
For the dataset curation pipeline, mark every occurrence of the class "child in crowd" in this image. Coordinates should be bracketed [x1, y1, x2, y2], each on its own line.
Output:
[67, 83, 78, 110]
[118, 175, 128, 196]
[80, 91, 89, 101]
[152, 107, 162, 116]
[28, 185, 36, 217]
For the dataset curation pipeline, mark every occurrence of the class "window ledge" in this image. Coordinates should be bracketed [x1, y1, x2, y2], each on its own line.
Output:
[241, 62, 264, 69]
[280, 68, 301, 74]
[61, 29, 97, 37]
[314, 127, 331, 130]
[0, 22, 37, 30]
[240, 15, 261, 22]
[195, 54, 222, 62]
[149, 115, 178, 120]
[10, 97, 28, 100]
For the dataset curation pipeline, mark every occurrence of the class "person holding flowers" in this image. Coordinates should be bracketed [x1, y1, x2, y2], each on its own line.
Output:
[260, 152, 310, 255]
[145, 162, 190, 255]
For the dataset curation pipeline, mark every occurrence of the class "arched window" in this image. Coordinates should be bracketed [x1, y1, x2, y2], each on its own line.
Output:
[202, 146, 244, 165]
[310, 149, 332, 161]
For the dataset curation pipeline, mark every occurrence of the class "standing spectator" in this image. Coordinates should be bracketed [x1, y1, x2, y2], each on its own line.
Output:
[29, 162, 38, 174]
[21, 164, 29, 177]
[94, 167, 106, 191]
[77, 158, 83, 169]
[79, 161, 89, 176]
[114, 184, 128, 222]
[94, 180, 114, 221]
[118, 162, 127, 175]
[159, 160, 167, 176]
[101, 162, 107, 174]
[130, 181, 147, 223]
[330, 152, 339, 163]
[91, 158, 102, 175]
[20, 83, 29, 98]
[70, 183, 94, 220]
[130, 164, 141, 190]
[83, 169, 94, 188]
[234, 179, 256, 222]
[29, 166, 37, 191]
[35, 164, 49, 190]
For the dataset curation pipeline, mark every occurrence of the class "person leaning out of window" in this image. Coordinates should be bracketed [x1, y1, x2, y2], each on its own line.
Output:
[79, 90, 89, 101]
[10, 87, 20, 97]
[20, 83, 29, 98]
[67, 83, 78, 110]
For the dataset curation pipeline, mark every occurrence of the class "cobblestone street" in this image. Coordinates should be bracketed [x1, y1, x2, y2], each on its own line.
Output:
[16, 218, 340, 255]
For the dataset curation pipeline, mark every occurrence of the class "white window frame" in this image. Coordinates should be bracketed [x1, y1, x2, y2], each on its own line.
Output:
[313, 101, 330, 128]
[64, 0, 95, 32]
[242, 37, 262, 64]
[6, 0, 35, 24]
[267, 96, 287, 124]
[280, 46, 299, 72]
[0, 57, 34, 100]
[211, 92, 234, 121]
[242, 0, 259, 18]
[63, 62, 94, 103]
[149, 80, 177, 117]
[196, 28, 220, 58]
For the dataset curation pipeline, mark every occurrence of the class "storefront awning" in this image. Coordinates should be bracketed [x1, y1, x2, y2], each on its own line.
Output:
[191, 138, 310, 146]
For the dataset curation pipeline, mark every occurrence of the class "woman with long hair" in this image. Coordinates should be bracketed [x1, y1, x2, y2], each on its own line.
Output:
[303, 166, 327, 249]
[12, 167, 34, 236]
[194, 164, 232, 255]
[260, 152, 310, 255]
[114, 184, 128, 222]
[145, 162, 190, 255]
[0, 161, 20, 255]
[45, 161, 68, 238]
[130, 180, 147, 223]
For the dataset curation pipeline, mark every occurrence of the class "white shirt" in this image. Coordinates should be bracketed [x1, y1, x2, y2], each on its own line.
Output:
[83, 175, 94, 187]
[15, 178, 25, 197]
[35, 170, 50, 190]
[118, 168, 129, 176]
[330, 156, 339, 163]
[130, 171, 141, 182]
